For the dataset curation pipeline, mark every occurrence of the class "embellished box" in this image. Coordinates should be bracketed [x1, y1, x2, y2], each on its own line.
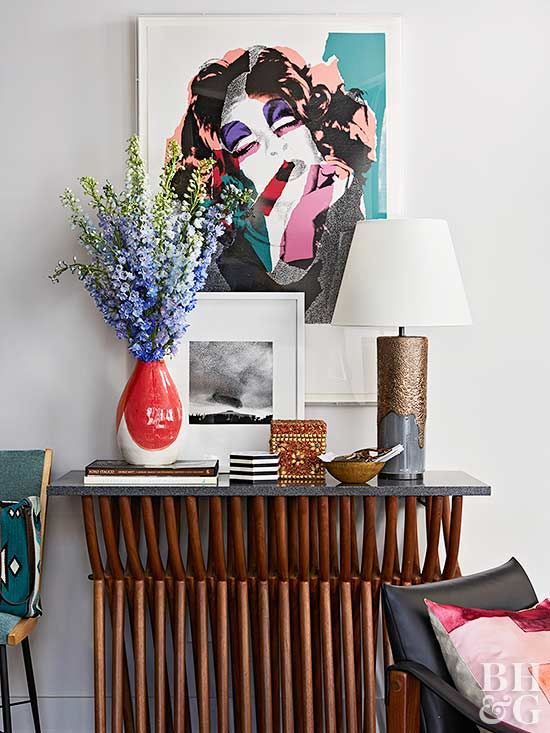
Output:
[269, 420, 327, 481]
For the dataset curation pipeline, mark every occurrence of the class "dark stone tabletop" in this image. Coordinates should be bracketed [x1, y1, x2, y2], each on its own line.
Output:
[48, 470, 491, 497]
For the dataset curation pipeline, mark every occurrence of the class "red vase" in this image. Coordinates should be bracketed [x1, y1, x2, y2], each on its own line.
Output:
[116, 360, 183, 465]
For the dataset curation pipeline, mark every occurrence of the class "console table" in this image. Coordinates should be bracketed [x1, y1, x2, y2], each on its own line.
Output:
[49, 471, 490, 733]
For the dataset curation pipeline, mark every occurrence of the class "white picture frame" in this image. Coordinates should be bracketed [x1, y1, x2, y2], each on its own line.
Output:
[137, 15, 402, 404]
[167, 292, 304, 468]
[305, 327, 386, 404]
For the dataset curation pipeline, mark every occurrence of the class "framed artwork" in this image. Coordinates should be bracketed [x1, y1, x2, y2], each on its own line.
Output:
[305, 327, 384, 404]
[137, 14, 402, 403]
[167, 293, 304, 467]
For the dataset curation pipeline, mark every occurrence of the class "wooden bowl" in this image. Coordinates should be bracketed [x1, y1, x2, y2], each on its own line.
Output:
[324, 458, 384, 484]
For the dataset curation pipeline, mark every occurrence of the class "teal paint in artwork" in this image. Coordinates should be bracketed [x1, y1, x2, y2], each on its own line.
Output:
[323, 33, 387, 219]
[223, 174, 272, 270]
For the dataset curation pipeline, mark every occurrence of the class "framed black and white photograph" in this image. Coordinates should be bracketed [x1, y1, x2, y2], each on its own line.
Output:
[189, 341, 273, 425]
[168, 293, 304, 466]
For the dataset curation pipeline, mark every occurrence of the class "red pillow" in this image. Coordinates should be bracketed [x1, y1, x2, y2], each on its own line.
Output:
[426, 597, 550, 731]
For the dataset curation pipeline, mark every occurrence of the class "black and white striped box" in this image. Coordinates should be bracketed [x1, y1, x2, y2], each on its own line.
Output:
[229, 452, 280, 482]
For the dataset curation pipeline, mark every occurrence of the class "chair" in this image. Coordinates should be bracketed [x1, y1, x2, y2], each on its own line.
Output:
[0, 450, 52, 733]
[382, 558, 538, 733]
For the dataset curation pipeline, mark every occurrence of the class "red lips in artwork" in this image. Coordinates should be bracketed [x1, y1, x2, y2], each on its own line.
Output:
[117, 360, 183, 450]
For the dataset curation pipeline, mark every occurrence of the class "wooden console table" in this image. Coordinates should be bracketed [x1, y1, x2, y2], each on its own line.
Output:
[49, 471, 490, 733]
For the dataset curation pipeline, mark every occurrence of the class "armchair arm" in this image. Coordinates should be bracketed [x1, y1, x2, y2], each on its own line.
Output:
[387, 661, 525, 733]
[7, 617, 39, 646]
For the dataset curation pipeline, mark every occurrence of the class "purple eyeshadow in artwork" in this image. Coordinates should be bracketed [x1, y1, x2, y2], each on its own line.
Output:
[263, 98, 293, 126]
[263, 98, 303, 136]
[220, 120, 253, 153]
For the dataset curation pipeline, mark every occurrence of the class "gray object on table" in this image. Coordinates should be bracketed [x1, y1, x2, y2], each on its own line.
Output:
[379, 411, 425, 479]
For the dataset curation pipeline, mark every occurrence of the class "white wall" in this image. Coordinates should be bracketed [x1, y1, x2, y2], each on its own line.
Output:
[2, 1, 550, 730]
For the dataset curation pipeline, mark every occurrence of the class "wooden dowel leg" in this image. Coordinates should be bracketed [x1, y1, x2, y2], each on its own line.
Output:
[442, 496, 463, 580]
[237, 580, 253, 733]
[133, 580, 147, 733]
[268, 576, 280, 733]
[196, 579, 210, 733]
[258, 579, 273, 732]
[111, 579, 124, 733]
[94, 579, 107, 733]
[216, 581, 229, 733]
[402, 497, 418, 586]
[154, 580, 166, 733]
[247, 576, 262, 729]
[299, 580, 314, 733]
[422, 496, 443, 583]
[330, 579, 343, 726]
[289, 579, 304, 733]
[227, 579, 242, 733]
[174, 580, 186, 733]
[341, 582, 358, 733]
[351, 578, 362, 729]
[361, 581, 376, 733]
[278, 581, 294, 733]
[320, 581, 336, 733]
[310, 577, 324, 732]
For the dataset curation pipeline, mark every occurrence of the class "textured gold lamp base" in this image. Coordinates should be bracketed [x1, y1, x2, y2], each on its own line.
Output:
[377, 336, 428, 478]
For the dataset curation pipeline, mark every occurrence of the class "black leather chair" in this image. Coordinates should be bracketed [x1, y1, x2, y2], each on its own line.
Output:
[382, 558, 537, 733]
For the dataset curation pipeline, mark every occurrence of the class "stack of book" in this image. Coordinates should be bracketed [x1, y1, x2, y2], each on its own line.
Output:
[84, 459, 219, 486]
[229, 452, 279, 483]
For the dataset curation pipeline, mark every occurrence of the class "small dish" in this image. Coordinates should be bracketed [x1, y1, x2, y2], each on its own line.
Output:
[322, 448, 387, 484]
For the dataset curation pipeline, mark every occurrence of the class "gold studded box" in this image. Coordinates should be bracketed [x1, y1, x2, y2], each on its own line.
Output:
[269, 420, 327, 481]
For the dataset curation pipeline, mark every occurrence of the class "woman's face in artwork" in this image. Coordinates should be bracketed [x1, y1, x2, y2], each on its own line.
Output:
[220, 95, 322, 196]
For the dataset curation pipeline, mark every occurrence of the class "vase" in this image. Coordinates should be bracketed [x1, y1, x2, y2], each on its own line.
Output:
[116, 359, 183, 465]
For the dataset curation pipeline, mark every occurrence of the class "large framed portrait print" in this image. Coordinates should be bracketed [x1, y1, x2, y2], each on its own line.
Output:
[138, 15, 402, 402]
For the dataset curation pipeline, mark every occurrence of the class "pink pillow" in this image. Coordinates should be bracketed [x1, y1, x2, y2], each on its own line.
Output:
[425, 597, 550, 731]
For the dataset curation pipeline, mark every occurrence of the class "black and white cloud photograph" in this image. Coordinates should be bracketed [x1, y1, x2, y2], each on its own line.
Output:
[189, 341, 273, 424]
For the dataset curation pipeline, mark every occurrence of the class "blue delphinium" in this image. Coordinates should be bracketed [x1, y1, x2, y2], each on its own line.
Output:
[51, 136, 251, 361]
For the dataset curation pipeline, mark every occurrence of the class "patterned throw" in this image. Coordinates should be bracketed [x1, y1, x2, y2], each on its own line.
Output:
[0, 497, 41, 618]
[426, 597, 550, 731]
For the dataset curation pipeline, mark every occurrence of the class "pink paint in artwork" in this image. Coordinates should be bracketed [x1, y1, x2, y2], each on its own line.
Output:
[280, 164, 337, 263]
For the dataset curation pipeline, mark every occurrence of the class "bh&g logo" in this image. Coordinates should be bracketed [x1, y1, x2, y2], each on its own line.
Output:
[480, 663, 542, 726]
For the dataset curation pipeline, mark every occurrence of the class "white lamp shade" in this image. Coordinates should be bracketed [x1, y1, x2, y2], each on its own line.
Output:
[332, 219, 472, 327]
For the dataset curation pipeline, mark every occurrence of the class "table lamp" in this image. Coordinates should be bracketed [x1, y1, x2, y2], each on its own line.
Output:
[332, 219, 471, 479]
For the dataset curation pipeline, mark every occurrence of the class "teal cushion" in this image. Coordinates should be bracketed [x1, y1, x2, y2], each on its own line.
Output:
[0, 451, 45, 500]
[0, 612, 20, 644]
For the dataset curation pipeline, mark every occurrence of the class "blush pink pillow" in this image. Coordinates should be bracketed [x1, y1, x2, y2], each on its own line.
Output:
[425, 598, 550, 731]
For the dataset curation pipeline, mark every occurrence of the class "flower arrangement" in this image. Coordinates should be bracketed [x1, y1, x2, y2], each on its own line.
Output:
[51, 135, 251, 362]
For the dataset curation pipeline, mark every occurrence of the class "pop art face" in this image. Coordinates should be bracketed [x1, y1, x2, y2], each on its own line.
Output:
[220, 94, 348, 272]
[168, 45, 380, 323]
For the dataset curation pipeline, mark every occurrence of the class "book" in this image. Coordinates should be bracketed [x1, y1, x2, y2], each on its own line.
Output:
[85, 459, 219, 478]
[84, 474, 218, 486]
